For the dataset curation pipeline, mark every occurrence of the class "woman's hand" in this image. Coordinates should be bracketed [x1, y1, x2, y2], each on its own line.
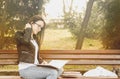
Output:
[25, 23, 31, 29]
[41, 60, 48, 65]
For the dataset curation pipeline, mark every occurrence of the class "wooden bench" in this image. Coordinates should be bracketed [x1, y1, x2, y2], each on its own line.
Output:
[0, 50, 120, 79]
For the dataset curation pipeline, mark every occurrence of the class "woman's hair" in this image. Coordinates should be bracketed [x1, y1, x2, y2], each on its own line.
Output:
[28, 15, 46, 47]
[28, 15, 46, 26]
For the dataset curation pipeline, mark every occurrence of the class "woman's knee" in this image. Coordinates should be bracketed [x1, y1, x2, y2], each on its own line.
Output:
[46, 69, 58, 79]
[57, 68, 64, 77]
[50, 69, 58, 75]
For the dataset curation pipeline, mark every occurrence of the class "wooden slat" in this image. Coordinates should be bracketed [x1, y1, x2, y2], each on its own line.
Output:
[0, 59, 18, 65]
[41, 54, 120, 60]
[1, 54, 120, 60]
[61, 77, 119, 79]
[0, 76, 119, 79]
[0, 50, 120, 54]
[0, 76, 21, 79]
[40, 50, 120, 54]
[68, 60, 120, 65]
[0, 50, 17, 53]
[1, 59, 120, 65]
[0, 54, 18, 59]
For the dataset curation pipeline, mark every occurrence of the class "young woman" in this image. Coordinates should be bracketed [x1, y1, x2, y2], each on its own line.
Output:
[15, 15, 63, 79]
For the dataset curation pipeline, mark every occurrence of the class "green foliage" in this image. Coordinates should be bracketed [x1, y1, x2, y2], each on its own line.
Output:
[64, 1, 104, 39]
[101, 0, 120, 49]
[0, 0, 44, 49]
[86, 1, 105, 39]
[64, 11, 82, 38]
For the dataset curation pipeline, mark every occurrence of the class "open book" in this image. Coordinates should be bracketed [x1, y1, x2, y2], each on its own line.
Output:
[37, 60, 69, 70]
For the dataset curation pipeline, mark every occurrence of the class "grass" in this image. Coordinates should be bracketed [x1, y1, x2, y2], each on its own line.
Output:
[82, 38, 103, 50]
[64, 65, 114, 71]
[0, 65, 18, 71]
[41, 28, 103, 50]
[41, 29, 76, 49]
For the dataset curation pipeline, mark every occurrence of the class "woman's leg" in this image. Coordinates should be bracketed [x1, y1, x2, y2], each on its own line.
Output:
[19, 66, 62, 79]
[57, 68, 63, 77]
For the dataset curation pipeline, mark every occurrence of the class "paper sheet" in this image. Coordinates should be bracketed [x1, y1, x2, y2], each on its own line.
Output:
[37, 60, 69, 69]
[48, 60, 69, 69]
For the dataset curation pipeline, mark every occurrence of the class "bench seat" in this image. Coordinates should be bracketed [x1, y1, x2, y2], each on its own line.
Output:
[0, 50, 120, 79]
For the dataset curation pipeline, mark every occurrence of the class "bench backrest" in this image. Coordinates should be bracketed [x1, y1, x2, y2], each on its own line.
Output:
[0, 50, 120, 65]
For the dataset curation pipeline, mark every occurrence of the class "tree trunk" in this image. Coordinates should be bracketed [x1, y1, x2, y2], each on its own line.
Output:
[75, 0, 95, 49]
[63, 0, 73, 14]
[69, 0, 73, 14]
[63, 0, 66, 14]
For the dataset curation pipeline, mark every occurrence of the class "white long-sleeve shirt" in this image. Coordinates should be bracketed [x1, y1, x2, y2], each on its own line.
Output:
[18, 39, 39, 70]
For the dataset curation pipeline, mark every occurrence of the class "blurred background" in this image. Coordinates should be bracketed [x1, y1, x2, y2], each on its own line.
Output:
[0, 0, 120, 50]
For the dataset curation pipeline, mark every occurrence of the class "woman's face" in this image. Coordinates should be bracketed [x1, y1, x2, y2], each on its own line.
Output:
[32, 20, 44, 35]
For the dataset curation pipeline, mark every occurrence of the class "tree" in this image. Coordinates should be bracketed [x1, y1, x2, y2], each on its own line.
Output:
[76, 0, 95, 49]
[101, 0, 120, 49]
[0, 0, 45, 49]
[86, 0, 105, 39]
[63, 0, 74, 28]
[63, 0, 83, 39]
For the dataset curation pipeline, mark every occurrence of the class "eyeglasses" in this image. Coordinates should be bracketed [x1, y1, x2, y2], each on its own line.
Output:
[35, 23, 42, 28]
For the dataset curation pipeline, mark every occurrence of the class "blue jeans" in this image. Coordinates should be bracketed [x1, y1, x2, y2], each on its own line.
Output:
[19, 66, 63, 79]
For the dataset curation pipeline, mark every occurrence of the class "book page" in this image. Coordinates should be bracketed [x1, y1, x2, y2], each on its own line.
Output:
[48, 60, 69, 69]
[37, 60, 69, 69]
